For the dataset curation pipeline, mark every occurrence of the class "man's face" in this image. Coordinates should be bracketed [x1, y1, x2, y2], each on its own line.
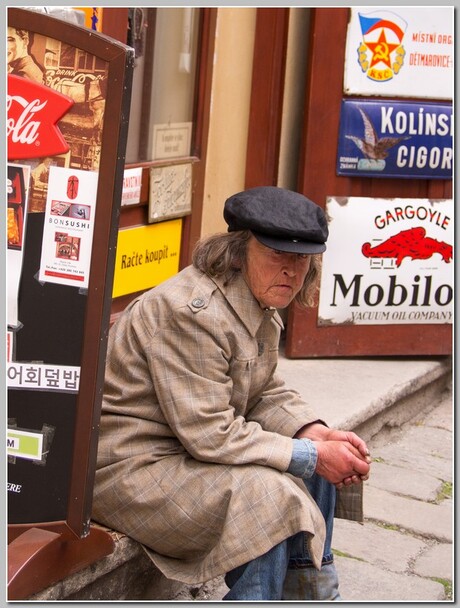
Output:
[7, 28, 28, 65]
[243, 236, 311, 309]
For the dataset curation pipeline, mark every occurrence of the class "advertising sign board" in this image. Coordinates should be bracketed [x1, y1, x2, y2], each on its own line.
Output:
[121, 167, 143, 206]
[336, 99, 453, 180]
[344, 7, 453, 99]
[7, 9, 133, 597]
[318, 196, 452, 326]
[112, 220, 182, 298]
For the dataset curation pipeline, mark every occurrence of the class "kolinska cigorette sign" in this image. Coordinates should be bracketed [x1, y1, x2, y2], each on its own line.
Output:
[318, 197, 452, 326]
[336, 99, 452, 180]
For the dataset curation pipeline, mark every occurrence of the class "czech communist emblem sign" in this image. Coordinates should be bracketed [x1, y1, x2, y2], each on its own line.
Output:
[356, 10, 407, 83]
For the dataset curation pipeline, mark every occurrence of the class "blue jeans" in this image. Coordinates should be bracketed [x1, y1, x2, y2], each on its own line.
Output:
[223, 474, 339, 601]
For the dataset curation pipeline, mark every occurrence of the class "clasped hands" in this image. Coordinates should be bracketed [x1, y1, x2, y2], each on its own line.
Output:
[295, 422, 371, 490]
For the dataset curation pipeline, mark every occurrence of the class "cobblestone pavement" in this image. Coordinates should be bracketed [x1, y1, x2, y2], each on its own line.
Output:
[333, 385, 453, 602]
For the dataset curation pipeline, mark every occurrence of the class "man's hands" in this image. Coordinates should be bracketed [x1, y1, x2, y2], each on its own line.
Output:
[295, 422, 371, 489]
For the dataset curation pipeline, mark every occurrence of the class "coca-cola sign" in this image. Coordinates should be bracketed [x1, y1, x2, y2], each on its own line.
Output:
[7, 74, 74, 160]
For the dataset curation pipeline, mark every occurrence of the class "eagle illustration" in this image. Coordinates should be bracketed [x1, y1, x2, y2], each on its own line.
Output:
[346, 107, 409, 160]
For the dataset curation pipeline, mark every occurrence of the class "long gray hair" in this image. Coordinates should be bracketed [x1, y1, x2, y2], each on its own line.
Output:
[192, 230, 322, 308]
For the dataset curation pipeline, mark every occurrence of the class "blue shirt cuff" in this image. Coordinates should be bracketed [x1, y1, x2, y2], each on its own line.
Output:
[287, 438, 318, 478]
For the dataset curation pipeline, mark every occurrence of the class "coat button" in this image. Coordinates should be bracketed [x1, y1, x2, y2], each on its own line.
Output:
[191, 298, 205, 308]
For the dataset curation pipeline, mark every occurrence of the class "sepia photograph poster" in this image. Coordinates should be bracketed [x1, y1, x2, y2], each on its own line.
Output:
[7, 23, 108, 213]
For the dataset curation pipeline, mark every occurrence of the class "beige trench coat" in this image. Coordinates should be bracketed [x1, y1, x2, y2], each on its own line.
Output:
[92, 265, 361, 584]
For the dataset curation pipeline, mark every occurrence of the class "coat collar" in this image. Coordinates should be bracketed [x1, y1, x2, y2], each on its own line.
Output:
[211, 272, 284, 337]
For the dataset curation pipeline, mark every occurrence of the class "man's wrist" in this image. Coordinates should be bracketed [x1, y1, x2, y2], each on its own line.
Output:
[287, 438, 318, 478]
[294, 420, 328, 440]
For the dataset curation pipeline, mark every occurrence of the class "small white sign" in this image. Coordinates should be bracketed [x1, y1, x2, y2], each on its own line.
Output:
[344, 7, 453, 99]
[7, 362, 81, 393]
[7, 429, 44, 462]
[151, 122, 192, 160]
[121, 167, 143, 206]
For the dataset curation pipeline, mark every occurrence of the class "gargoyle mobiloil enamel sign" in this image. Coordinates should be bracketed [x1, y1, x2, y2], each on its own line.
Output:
[318, 197, 452, 326]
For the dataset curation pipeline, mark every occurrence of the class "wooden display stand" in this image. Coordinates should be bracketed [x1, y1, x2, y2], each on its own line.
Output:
[8, 524, 114, 600]
[7, 9, 133, 598]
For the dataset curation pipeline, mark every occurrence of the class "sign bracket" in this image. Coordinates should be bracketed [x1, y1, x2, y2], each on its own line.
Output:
[8, 525, 114, 600]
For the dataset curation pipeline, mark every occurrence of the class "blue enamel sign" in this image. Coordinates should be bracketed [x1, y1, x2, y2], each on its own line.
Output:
[336, 99, 452, 179]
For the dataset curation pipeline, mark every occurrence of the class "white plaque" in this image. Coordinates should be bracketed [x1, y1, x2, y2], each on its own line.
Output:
[149, 163, 192, 223]
[151, 122, 192, 160]
[121, 167, 143, 206]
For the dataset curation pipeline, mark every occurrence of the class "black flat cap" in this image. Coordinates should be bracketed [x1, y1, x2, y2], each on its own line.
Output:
[224, 186, 328, 254]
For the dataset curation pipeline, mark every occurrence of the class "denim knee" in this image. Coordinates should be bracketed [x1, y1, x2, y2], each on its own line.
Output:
[288, 531, 334, 569]
[223, 539, 290, 600]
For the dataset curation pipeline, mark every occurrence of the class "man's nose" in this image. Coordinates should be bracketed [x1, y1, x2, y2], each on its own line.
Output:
[281, 255, 298, 275]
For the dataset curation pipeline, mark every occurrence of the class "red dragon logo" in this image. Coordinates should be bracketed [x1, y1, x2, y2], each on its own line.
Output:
[362, 227, 452, 267]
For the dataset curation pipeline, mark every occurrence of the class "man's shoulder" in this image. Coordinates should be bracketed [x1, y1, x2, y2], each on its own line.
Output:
[142, 265, 218, 308]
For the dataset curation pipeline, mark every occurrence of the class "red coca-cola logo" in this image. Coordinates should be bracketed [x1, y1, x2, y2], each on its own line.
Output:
[7, 74, 74, 160]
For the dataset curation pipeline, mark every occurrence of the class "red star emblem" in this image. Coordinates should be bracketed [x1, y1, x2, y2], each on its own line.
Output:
[365, 29, 399, 69]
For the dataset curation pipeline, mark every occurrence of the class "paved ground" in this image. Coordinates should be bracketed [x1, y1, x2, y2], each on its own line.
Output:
[199, 385, 453, 602]
[333, 386, 453, 602]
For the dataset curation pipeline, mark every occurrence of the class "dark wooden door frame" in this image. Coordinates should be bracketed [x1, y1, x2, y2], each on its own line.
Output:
[245, 8, 290, 188]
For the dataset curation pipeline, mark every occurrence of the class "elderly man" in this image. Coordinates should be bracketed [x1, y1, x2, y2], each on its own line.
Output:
[92, 186, 371, 600]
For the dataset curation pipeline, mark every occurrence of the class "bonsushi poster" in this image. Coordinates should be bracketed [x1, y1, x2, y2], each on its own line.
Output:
[39, 166, 98, 288]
